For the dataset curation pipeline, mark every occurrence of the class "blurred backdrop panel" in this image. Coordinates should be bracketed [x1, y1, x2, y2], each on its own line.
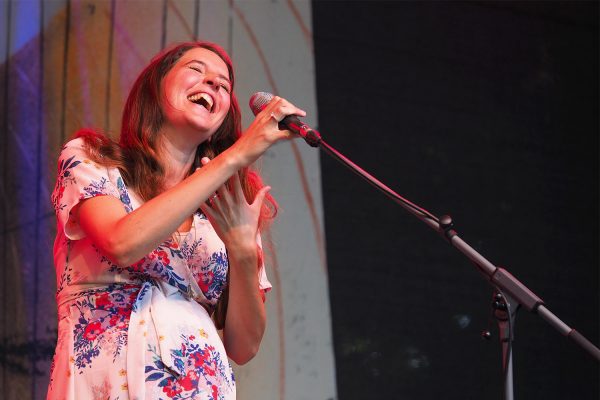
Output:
[313, 1, 598, 400]
[0, 1, 335, 400]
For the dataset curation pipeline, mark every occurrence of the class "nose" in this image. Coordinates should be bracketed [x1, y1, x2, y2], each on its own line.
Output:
[204, 74, 220, 91]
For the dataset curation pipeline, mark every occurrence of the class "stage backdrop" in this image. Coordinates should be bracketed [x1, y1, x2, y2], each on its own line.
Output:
[0, 1, 336, 400]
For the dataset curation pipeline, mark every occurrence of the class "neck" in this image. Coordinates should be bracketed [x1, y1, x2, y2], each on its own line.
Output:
[158, 129, 198, 189]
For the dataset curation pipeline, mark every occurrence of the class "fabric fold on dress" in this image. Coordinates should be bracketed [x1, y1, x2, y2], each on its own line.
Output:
[127, 280, 198, 399]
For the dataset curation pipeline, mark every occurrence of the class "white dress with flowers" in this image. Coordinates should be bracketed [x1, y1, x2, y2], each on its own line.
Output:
[47, 138, 271, 400]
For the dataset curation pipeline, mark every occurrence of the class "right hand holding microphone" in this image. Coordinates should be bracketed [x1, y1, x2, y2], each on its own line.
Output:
[233, 95, 306, 166]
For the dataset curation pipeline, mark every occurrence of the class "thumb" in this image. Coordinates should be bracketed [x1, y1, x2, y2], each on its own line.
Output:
[252, 186, 271, 209]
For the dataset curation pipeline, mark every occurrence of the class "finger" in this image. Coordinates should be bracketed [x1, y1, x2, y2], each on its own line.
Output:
[200, 202, 217, 220]
[196, 157, 211, 172]
[267, 125, 294, 141]
[213, 181, 233, 208]
[268, 107, 307, 124]
[232, 171, 245, 203]
[251, 185, 271, 210]
[279, 130, 294, 140]
[263, 96, 306, 123]
[206, 192, 222, 212]
[265, 96, 303, 114]
[221, 178, 235, 200]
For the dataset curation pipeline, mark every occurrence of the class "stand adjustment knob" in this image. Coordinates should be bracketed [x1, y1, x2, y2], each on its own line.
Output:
[439, 215, 457, 241]
[439, 215, 453, 229]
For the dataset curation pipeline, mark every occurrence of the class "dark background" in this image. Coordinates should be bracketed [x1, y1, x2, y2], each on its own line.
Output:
[312, 1, 598, 399]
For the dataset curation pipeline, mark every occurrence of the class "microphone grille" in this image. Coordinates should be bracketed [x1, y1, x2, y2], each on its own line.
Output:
[249, 92, 274, 116]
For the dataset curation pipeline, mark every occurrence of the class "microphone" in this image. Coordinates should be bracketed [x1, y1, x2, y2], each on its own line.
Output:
[249, 92, 322, 147]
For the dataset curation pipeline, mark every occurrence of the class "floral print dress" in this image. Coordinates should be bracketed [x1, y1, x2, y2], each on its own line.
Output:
[47, 138, 271, 400]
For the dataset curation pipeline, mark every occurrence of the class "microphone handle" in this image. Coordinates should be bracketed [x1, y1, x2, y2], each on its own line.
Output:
[279, 115, 322, 147]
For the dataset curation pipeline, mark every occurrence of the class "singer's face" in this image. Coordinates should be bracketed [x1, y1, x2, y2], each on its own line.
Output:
[161, 47, 232, 143]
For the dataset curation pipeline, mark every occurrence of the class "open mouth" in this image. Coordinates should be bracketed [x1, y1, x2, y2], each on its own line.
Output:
[187, 92, 214, 112]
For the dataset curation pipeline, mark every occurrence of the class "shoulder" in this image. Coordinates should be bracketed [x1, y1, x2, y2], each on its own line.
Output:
[58, 137, 122, 173]
[61, 129, 120, 159]
[60, 137, 87, 155]
[55, 137, 123, 185]
[57, 137, 95, 167]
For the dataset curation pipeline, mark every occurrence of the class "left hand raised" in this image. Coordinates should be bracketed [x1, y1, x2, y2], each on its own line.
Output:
[199, 158, 270, 253]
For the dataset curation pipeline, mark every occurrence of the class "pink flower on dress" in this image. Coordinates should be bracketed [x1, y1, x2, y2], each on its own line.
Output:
[198, 271, 214, 293]
[108, 314, 127, 329]
[83, 322, 104, 341]
[191, 346, 219, 377]
[157, 250, 169, 264]
[179, 370, 198, 391]
[94, 293, 111, 308]
[192, 350, 209, 367]
[204, 361, 217, 377]
[128, 291, 138, 302]
[131, 258, 146, 272]
[186, 370, 199, 381]
[162, 378, 183, 398]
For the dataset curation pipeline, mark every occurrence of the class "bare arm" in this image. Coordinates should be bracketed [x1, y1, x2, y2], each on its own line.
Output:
[222, 241, 266, 365]
[76, 96, 304, 267]
[77, 149, 240, 266]
[199, 165, 271, 364]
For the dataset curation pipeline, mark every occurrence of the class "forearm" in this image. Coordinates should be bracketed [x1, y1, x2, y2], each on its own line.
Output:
[80, 147, 242, 266]
[222, 244, 266, 365]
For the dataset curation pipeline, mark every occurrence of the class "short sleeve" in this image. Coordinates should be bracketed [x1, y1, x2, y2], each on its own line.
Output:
[256, 234, 272, 292]
[51, 138, 121, 240]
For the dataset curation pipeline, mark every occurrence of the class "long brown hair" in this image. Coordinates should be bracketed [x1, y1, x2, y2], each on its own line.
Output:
[77, 42, 277, 327]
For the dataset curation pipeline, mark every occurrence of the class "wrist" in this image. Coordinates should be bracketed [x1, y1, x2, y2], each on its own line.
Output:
[227, 242, 259, 269]
[221, 145, 245, 170]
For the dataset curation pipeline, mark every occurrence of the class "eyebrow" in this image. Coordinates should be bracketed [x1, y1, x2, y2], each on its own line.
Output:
[186, 60, 231, 85]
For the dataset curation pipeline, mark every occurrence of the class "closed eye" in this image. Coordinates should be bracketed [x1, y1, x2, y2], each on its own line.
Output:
[188, 66, 230, 93]
[219, 83, 231, 94]
[189, 66, 204, 74]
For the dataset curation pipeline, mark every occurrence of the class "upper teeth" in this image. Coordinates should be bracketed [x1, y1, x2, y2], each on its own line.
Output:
[188, 93, 214, 111]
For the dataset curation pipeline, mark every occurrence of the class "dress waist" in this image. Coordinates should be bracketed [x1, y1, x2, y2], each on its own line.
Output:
[56, 282, 142, 308]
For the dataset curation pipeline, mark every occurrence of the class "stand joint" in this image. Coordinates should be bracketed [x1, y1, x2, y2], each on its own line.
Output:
[439, 214, 457, 241]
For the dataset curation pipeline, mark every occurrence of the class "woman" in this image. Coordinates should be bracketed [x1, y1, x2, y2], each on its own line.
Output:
[47, 41, 305, 399]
